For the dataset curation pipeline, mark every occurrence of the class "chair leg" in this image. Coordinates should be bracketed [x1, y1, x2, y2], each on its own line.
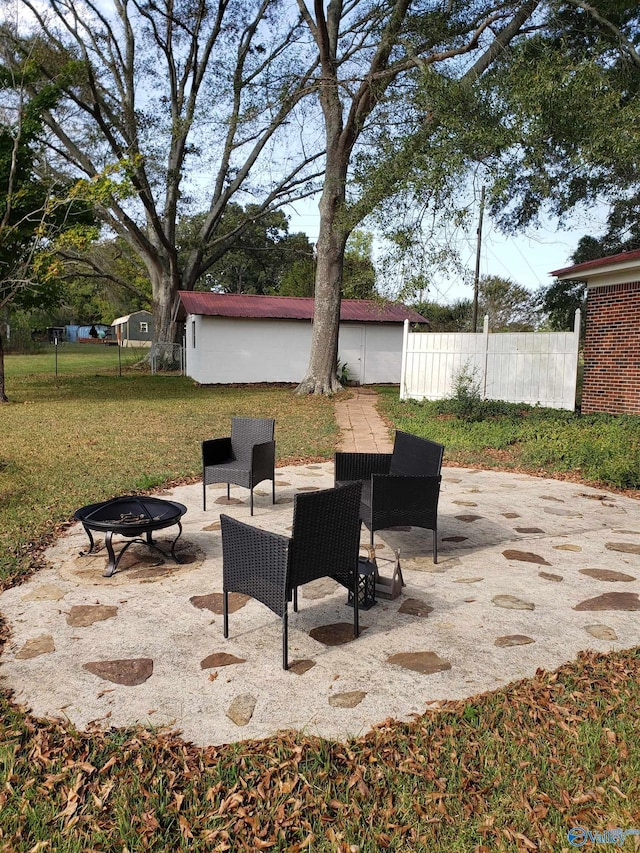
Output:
[293, 586, 298, 612]
[353, 573, 360, 638]
[227, 483, 230, 500]
[282, 608, 289, 670]
[203, 480, 207, 511]
[250, 487, 254, 516]
[433, 527, 438, 564]
[272, 479, 275, 505]
[223, 590, 229, 638]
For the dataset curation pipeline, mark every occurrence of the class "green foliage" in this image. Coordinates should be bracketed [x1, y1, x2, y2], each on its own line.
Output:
[376, 386, 640, 489]
[412, 299, 473, 331]
[0, 54, 94, 315]
[480, 5, 640, 231]
[536, 277, 586, 334]
[477, 275, 538, 331]
[449, 361, 484, 421]
[336, 358, 349, 385]
[341, 230, 377, 300]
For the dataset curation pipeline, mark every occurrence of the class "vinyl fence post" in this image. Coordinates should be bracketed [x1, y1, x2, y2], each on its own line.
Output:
[400, 319, 409, 400]
[482, 315, 489, 398]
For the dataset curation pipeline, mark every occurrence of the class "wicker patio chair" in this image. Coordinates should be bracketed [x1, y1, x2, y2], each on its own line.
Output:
[335, 430, 443, 562]
[220, 481, 362, 669]
[202, 417, 275, 515]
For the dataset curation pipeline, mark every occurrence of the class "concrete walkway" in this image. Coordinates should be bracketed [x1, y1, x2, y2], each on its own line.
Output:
[334, 387, 393, 453]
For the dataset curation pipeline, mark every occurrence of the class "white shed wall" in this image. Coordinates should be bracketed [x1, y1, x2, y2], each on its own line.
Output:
[184, 316, 404, 384]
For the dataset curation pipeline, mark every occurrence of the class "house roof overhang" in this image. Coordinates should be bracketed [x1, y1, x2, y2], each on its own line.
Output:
[175, 291, 429, 324]
[550, 249, 640, 287]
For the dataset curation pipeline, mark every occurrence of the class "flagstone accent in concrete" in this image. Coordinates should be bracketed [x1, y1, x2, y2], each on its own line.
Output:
[190, 592, 249, 614]
[574, 592, 640, 611]
[492, 595, 535, 611]
[16, 635, 55, 659]
[585, 624, 618, 641]
[66, 604, 118, 627]
[201, 652, 246, 669]
[83, 658, 153, 686]
[502, 550, 551, 566]
[579, 569, 636, 582]
[329, 690, 367, 708]
[387, 651, 452, 674]
[226, 694, 256, 726]
[494, 635, 535, 647]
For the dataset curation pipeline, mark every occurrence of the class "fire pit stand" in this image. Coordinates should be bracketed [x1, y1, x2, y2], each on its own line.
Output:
[74, 496, 188, 577]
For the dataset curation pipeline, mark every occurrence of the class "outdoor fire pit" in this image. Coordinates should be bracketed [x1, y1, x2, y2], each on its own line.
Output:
[74, 496, 188, 577]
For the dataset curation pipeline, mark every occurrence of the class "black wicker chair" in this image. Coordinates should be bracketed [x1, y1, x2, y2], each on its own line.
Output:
[202, 417, 275, 515]
[335, 430, 443, 562]
[220, 481, 363, 669]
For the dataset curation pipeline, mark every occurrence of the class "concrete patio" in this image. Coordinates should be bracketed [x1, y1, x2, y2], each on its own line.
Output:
[1, 458, 639, 747]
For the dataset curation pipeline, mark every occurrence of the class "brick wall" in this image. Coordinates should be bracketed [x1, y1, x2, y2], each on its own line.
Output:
[582, 281, 640, 414]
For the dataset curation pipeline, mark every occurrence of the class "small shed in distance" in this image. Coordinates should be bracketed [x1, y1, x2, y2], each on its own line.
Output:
[551, 249, 640, 415]
[111, 311, 154, 347]
[176, 292, 428, 385]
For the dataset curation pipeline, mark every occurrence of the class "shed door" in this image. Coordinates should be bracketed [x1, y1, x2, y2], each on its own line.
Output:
[338, 325, 364, 384]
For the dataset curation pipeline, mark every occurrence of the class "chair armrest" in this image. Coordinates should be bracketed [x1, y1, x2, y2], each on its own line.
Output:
[370, 473, 441, 512]
[334, 452, 392, 484]
[220, 514, 290, 616]
[202, 437, 232, 467]
[251, 439, 276, 479]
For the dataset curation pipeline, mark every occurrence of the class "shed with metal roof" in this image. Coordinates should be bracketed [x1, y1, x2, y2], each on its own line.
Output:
[176, 292, 428, 385]
[111, 310, 154, 347]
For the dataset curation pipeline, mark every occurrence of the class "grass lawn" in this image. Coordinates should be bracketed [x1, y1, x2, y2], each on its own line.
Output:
[0, 355, 639, 851]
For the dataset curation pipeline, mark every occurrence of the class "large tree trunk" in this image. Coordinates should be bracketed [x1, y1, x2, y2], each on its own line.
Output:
[296, 152, 349, 395]
[148, 258, 183, 370]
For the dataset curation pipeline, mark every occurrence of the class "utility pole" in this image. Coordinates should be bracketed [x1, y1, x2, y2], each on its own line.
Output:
[472, 185, 485, 333]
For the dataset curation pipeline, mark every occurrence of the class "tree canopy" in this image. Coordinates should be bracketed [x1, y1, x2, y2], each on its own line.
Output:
[1, 0, 324, 350]
[0, 52, 93, 399]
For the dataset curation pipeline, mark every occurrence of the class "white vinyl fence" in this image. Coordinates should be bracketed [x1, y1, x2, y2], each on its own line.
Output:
[400, 310, 581, 410]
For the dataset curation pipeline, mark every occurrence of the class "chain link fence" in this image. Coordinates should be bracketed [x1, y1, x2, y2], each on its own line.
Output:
[149, 342, 184, 375]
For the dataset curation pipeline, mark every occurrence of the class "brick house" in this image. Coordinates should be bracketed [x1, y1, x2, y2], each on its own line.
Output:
[551, 249, 640, 415]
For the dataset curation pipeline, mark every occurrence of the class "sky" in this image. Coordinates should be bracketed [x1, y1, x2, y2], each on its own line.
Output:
[286, 198, 603, 305]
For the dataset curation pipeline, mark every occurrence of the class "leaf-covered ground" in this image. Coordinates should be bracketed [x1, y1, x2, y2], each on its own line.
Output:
[1, 643, 638, 851]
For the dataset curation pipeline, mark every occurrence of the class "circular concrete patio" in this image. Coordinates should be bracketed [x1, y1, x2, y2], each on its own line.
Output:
[1, 461, 639, 746]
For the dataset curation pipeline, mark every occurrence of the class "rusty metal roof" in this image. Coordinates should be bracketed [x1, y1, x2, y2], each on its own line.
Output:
[551, 248, 640, 279]
[177, 292, 428, 324]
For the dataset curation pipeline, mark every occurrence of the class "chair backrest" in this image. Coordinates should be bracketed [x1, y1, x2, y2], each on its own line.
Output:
[288, 481, 362, 590]
[389, 430, 444, 477]
[230, 417, 275, 460]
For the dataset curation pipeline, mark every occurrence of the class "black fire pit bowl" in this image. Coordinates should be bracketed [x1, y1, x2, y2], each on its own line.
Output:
[75, 495, 188, 577]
